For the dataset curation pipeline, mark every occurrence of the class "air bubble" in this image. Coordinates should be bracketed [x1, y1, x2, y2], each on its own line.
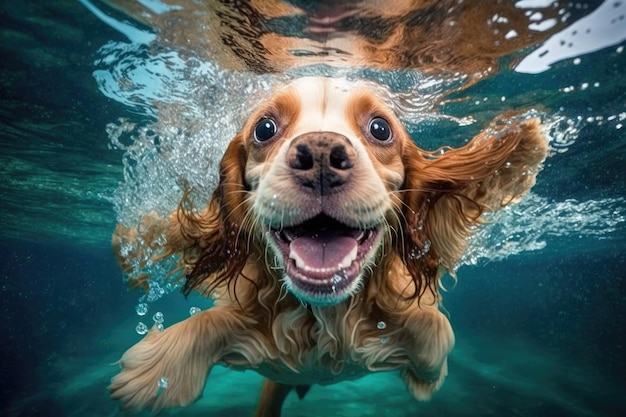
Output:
[380, 336, 389, 344]
[135, 303, 148, 316]
[153, 311, 164, 323]
[377, 321, 387, 330]
[155, 322, 165, 332]
[189, 306, 202, 316]
[135, 322, 148, 335]
[409, 239, 431, 259]
[156, 376, 169, 397]
[158, 377, 169, 389]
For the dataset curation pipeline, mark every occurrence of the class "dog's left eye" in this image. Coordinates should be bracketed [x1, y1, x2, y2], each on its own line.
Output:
[369, 117, 391, 141]
[254, 118, 277, 142]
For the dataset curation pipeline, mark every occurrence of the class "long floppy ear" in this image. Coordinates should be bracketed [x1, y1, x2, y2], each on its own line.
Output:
[112, 133, 250, 295]
[181, 133, 251, 296]
[400, 115, 548, 295]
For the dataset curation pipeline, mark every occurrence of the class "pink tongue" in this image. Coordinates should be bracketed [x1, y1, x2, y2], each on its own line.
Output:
[289, 235, 358, 270]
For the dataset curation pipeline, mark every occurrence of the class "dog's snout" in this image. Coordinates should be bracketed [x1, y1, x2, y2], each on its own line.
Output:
[288, 132, 356, 195]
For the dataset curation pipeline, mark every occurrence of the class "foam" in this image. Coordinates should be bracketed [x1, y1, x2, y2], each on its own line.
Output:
[463, 193, 626, 266]
[93, 41, 625, 301]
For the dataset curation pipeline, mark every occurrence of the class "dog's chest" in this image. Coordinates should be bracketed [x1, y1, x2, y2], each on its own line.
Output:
[240, 332, 407, 385]
[220, 303, 413, 384]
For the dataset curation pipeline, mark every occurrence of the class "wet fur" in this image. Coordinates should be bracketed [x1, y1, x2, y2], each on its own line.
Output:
[110, 78, 548, 415]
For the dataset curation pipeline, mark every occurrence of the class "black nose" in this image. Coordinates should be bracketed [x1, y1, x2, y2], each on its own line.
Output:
[288, 132, 356, 195]
[291, 144, 314, 170]
[329, 145, 353, 170]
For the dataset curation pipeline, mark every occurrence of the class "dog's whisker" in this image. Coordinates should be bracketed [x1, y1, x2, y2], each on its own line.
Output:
[110, 76, 547, 416]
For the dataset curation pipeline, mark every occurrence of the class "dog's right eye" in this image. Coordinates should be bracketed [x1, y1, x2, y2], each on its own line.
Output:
[368, 117, 392, 142]
[254, 118, 277, 142]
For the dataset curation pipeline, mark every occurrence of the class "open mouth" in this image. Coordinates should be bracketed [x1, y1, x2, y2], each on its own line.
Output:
[268, 214, 381, 305]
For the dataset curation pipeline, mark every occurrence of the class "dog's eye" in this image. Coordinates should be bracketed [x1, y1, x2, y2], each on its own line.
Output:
[254, 118, 277, 142]
[369, 117, 391, 141]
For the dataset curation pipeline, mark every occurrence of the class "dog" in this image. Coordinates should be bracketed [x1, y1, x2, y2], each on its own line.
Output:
[109, 77, 548, 416]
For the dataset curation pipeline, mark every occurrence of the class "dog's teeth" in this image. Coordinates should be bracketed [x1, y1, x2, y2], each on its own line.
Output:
[337, 246, 357, 268]
[289, 250, 303, 269]
[289, 244, 357, 272]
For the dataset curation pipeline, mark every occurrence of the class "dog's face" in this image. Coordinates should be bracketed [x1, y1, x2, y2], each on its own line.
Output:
[235, 77, 411, 305]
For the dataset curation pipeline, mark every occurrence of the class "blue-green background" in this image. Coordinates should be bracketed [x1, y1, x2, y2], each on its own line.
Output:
[1, 1, 625, 416]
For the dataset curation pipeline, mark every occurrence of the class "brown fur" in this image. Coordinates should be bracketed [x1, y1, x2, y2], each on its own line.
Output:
[104, 0, 566, 79]
[110, 78, 548, 415]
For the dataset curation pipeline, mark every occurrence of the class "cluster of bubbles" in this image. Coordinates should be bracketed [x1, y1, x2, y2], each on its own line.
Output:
[135, 310, 164, 335]
[134, 304, 203, 335]
[409, 239, 431, 260]
[91, 4, 625, 319]
[462, 193, 626, 266]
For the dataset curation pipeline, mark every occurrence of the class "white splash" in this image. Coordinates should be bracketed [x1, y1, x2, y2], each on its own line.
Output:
[463, 194, 626, 266]
[516, 1, 626, 74]
[89, 8, 624, 301]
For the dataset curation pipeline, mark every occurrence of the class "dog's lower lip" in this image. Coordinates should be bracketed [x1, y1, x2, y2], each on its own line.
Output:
[267, 219, 382, 305]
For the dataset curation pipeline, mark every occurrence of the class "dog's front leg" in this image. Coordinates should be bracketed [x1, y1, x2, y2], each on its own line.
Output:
[109, 308, 238, 413]
[401, 308, 455, 401]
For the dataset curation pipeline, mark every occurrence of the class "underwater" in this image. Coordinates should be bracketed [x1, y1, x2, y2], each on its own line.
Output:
[1, 0, 625, 416]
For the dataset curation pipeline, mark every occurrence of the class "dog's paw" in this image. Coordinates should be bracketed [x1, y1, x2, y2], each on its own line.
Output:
[109, 320, 212, 412]
[402, 359, 448, 401]
[403, 309, 455, 397]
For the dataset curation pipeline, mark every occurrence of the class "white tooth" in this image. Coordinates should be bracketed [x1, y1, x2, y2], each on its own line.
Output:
[289, 250, 308, 270]
[338, 245, 358, 269]
[288, 244, 358, 271]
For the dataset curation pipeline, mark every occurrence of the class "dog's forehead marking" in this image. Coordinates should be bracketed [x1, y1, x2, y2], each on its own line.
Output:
[267, 77, 405, 191]
[288, 77, 365, 137]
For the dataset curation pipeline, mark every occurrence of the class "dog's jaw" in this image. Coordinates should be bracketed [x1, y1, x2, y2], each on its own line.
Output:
[253, 135, 392, 305]
[266, 217, 384, 305]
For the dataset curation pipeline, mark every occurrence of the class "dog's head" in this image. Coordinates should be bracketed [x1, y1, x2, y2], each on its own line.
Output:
[181, 77, 547, 307]
[241, 77, 411, 304]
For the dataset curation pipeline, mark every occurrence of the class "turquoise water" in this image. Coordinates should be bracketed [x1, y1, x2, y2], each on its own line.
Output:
[1, 1, 625, 416]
